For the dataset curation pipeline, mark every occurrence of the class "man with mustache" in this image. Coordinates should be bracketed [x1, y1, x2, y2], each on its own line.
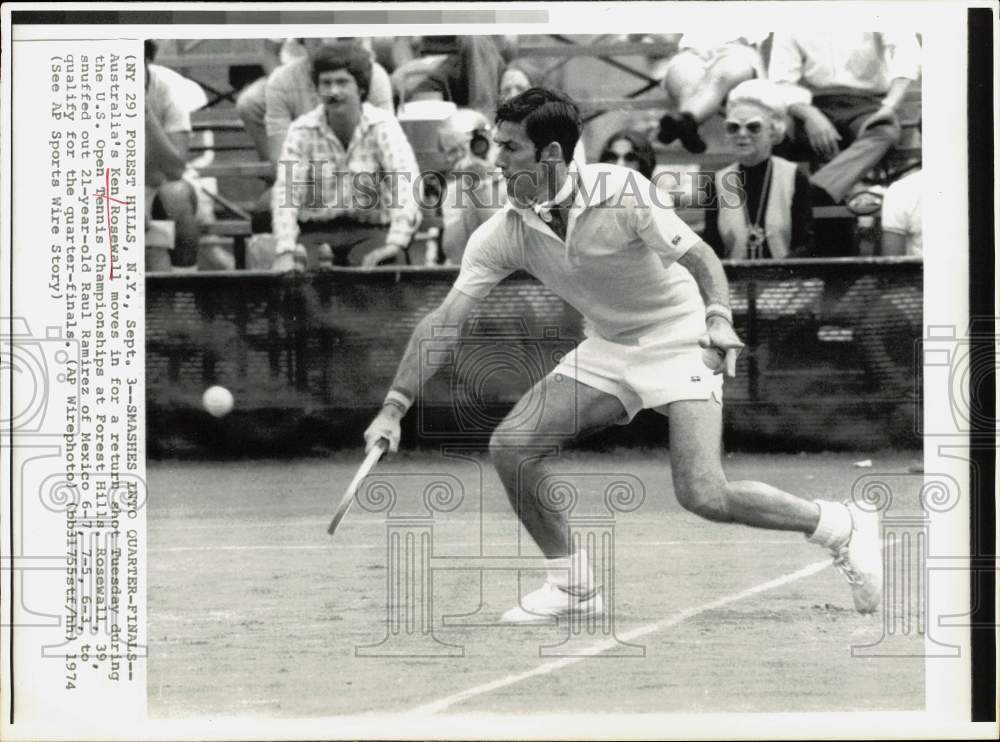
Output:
[271, 42, 421, 270]
[235, 37, 394, 170]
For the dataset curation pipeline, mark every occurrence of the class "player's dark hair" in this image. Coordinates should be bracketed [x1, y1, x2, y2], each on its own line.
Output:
[310, 41, 372, 99]
[144, 39, 157, 63]
[495, 87, 581, 165]
[599, 129, 656, 180]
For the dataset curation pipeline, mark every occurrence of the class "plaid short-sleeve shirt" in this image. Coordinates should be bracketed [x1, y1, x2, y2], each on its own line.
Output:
[272, 103, 422, 255]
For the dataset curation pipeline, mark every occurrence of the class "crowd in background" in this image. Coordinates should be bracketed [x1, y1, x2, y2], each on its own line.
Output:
[144, 32, 923, 273]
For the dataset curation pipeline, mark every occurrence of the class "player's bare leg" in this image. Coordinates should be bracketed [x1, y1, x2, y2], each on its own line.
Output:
[665, 398, 821, 531]
[666, 397, 883, 613]
[490, 374, 626, 623]
[490, 374, 626, 555]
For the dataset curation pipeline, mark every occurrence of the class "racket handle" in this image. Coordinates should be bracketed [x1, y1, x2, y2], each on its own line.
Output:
[725, 348, 739, 378]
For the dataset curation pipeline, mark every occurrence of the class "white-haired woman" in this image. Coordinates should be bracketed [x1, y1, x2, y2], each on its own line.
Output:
[703, 80, 814, 259]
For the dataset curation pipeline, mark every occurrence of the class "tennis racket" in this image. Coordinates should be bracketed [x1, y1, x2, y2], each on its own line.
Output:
[327, 438, 389, 536]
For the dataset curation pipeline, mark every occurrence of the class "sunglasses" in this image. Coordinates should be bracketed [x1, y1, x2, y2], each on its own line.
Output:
[600, 151, 642, 165]
[724, 120, 765, 136]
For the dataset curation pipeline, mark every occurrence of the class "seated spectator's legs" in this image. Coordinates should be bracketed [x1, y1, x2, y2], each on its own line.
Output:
[808, 93, 902, 203]
[153, 179, 200, 267]
[235, 76, 271, 163]
[197, 242, 236, 272]
[662, 50, 707, 109]
[298, 222, 403, 268]
[145, 245, 172, 271]
[144, 184, 172, 270]
[673, 46, 758, 123]
[660, 45, 758, 153]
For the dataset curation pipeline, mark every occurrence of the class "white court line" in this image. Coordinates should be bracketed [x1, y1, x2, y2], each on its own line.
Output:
[149, 539, 802, 554]
[407, 557, 833, 716]
[153, 516, 753, 531]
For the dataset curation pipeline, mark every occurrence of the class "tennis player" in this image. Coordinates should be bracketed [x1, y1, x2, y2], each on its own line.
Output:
[365, 88, 882, 622]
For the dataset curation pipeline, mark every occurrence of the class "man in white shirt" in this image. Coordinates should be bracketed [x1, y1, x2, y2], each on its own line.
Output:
[363, 88, 883, 623]
[880, 169, 922, 256]
[769, 32, 921, 205]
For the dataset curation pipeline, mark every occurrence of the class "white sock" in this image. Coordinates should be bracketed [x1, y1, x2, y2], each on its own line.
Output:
[806, 500, 853, 549]
[546, 549, 594, 596]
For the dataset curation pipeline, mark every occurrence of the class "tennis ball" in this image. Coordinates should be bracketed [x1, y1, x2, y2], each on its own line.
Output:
[701, 347, 726, 373]
[202, 385, 234, 417]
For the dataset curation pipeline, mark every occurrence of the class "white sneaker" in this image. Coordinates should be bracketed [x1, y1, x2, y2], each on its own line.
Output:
[500, 581, 604, 625]
[832, 502, 883, 614]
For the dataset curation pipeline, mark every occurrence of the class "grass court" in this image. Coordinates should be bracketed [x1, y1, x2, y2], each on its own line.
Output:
[148, 449, 924, 719]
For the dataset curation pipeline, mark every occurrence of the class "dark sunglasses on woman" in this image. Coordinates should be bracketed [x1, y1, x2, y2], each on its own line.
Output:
[724, 120, 764, 136]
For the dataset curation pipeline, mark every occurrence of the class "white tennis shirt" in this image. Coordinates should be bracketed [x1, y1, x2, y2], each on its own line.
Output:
[454, 163, 705, 344]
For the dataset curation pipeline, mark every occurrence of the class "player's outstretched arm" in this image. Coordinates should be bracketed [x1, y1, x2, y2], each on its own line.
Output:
[364, 286, 481, 453]
[677, 242, 745, 378]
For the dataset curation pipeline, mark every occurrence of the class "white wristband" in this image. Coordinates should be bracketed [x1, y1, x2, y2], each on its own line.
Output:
[384, 390, 413, 415]
[705, 303, 733, 325]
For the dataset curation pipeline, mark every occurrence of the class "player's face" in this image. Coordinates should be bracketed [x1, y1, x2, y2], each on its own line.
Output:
[317, 69, 362, 117]
[494, 121, 560, 207]
[499, 69, 531, 102]
[724, 103, 774, 166]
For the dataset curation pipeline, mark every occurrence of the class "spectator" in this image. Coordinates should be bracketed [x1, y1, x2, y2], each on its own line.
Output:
[657, 33, 768, 154]
[598, 129, 701, 225]
[146, 58, 209, 115]
[768, 32, 921, 205]
[235, 37, 394, 166]
[409, 36, 507, 118]
[391, 54, 450, 108]
[144, 40, 200, 269]
[598, 129, 656, 179]
[271, 42, 421, 272]
[499, 62, 536, 103]
[702, 80, 814, 260]
[880, 169, 922, 256]
[439, 109, 495, 169]
[437, 109, 504, 263]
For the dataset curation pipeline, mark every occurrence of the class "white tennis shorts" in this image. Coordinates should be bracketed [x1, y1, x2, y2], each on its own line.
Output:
[552, 320, 724, 424]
